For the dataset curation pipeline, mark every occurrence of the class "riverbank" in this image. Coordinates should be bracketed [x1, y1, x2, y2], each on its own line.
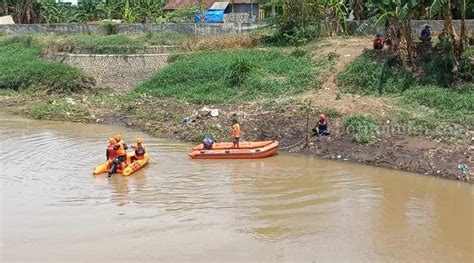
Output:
[0, 89, 471, 183]
[0, 34, 471, 183]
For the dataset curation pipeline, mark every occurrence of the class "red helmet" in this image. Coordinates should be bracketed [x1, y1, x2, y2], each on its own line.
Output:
[319, 114, 326, 120]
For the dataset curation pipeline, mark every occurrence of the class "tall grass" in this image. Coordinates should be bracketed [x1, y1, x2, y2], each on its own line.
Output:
[133, 49, 319, 104]
[337, 50, 412, 95]
[0, 36, 94, 93]
[344, 114, 378, 144]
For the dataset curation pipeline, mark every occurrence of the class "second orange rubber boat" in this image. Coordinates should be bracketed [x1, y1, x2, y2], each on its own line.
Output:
[189, 140, 279, 159]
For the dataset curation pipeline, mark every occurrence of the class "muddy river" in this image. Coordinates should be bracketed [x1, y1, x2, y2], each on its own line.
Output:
[0, 112, 472, 262]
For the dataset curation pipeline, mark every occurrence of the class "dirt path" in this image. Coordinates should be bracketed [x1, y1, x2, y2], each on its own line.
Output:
[300, 37, 399, 118]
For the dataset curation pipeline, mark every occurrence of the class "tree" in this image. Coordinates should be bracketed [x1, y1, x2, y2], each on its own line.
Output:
[357, 0, 420, 68]
[430, 0, 469, 56]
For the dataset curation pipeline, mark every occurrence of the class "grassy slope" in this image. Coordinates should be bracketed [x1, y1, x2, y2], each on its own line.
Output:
[337, 49, 473, 130]
[0, 36, 93, 93]
[37, 32, 192, 54]
[132, 49, 323, 104]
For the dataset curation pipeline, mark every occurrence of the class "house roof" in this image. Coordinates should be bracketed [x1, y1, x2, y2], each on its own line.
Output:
[209, 2, 229, 10]
[163, 0, 255, 11]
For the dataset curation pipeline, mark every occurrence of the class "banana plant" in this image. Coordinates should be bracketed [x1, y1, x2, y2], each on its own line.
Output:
[356, 0, 421, 67]
[430, 0, 468, 54]
[323, 0, 348, 36]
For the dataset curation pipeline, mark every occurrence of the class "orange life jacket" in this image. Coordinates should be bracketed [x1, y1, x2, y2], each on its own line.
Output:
[106, 144, 118, 160]
[232, 123, 241, 138]
[116, 140, 126, 157]
[133, 144, 146, 159]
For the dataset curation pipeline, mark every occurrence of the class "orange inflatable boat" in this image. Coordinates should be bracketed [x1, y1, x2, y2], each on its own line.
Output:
[189, 140, 279, 159]
[93, 153, 149, 176]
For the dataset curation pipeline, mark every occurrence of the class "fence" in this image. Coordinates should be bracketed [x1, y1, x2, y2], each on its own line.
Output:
[0, 20, 472, 36]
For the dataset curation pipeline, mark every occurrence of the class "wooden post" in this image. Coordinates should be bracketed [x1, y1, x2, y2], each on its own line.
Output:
[305, 100, 312, 147]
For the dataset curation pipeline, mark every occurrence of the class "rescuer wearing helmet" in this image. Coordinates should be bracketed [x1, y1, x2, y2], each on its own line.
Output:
[312, 114, 330, 136]
[106, 138, 118, 161]
[132, 138, 146, 161]
[108, 134, 128, 177]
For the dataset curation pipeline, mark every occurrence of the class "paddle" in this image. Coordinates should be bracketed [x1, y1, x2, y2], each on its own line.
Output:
[147, 153, 159, 164]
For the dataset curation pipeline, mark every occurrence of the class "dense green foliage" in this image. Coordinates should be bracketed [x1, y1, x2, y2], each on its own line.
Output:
[344, 114, 378, 144]
[133, 49, 319, 104]
[0, 36, 93, 92]
[338, 48, 473, 129]
[337, 50, 413, 95]
[0, 0, 201, 24]
[28, 99, 91, 120]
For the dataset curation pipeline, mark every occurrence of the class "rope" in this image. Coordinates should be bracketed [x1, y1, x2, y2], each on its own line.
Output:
[280, 138, 306, 150]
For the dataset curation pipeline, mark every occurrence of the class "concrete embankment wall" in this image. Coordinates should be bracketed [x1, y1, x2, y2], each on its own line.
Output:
[0, 21, 472, 36]
[51, 54, 169, 91]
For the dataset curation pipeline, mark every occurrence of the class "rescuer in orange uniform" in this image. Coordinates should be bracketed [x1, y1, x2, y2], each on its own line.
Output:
[131, 138, 146, 161]
[231, 119, 241, 149]
[108, 134, 128, 177]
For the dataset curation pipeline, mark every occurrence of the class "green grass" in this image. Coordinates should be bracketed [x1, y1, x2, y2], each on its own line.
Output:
[402, 85, 474, 126]
[28, 99, 91, 120]
[0, 36, 94, 93]
[337, 50, 412, 95]
[344, 114, 378, 144]
[132, 49, 321, 104]
[38, 32, 191, 54]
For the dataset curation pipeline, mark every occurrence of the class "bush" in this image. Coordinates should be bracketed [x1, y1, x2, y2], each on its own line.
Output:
[227, 58, 254, 87]
[344, 114, 377, 144]
[28, 99, 90, 120]
[0, 36, 94, 93]
[101, 23, 118, 35]
[458, 46, 473, 81]
[337, 50, 412, 95]
[133, 49, 318, 104]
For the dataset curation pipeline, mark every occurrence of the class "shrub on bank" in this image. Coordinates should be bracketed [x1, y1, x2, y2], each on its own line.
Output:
[344, 114, 378, 144]
[336, 50, 413, 95]
[133, 49, 319, 104]
[0, 36, 94, 93]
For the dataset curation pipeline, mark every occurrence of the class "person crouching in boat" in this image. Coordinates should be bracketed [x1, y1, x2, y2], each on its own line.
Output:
[132, 138, 146, 161]
[106, 138, 118, 162]
[203, 135, 214, 150]
[231, 119, 241, 148]
[312, 114, 330, 136]
[108, 134, 128, 177]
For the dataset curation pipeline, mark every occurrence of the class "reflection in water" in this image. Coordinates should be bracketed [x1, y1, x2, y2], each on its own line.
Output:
[1, 112, 473, 262]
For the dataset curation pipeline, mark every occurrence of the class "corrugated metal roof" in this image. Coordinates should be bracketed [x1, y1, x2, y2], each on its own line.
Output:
[164, 0, 254, 11]
[209, 2, 229, 10]
[164, 0, 215, 11]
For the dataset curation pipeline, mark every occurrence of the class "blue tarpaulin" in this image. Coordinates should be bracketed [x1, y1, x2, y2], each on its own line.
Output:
[205, 10, 225, 23]
[194, 10, 202, 23]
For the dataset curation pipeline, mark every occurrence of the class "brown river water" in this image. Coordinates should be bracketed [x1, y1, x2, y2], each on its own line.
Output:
[0, 112, 473, 262]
